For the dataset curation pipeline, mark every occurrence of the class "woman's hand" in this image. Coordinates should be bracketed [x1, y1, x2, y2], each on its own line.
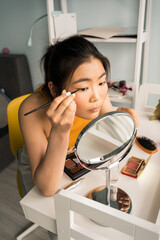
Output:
[116, 107, 139, 127]
[46, 90, 77, 133]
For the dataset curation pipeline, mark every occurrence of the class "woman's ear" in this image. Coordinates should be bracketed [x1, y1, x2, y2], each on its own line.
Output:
[48, 81, 57, 98]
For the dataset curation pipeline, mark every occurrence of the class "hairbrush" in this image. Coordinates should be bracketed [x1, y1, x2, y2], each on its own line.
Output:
[136, 136, 158, 154]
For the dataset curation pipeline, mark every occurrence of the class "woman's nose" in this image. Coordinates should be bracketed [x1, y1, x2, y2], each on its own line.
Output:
[89, 88, 100, 102]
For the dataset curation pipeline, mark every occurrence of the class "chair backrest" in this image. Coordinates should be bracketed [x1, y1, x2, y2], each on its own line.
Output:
[7, 94, 31, 198]
[54, 189, 160, 240]
[7, 94, 30, 156]
[135, 83, 160, 113]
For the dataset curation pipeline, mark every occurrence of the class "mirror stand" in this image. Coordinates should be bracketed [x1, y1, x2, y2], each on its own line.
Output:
[105, 168, 110, 206]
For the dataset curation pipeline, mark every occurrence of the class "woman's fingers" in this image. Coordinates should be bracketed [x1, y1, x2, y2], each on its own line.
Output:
[47, 91, 69, 111]
[46, 91, 76, 130]
[47, 92, 75, 116]
[55, 94, 76, 117]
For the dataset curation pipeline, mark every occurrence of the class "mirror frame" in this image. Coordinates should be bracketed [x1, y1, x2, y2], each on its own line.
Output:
[74, 111, 137, 171]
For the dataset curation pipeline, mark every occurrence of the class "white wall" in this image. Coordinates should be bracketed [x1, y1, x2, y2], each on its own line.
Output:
[0, 0, 159, 90]
[147, 0, 160, 84]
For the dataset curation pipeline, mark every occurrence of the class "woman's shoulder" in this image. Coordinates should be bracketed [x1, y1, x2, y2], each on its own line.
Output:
[19, 91, 45, 114]
[18, 90, 51, 140]
[18, 90, 49, 126]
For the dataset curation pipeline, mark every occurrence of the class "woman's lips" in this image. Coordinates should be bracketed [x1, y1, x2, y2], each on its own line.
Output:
[89, 107, 100, 113]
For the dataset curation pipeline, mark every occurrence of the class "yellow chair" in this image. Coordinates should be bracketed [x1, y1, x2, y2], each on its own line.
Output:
[7, 94, 38, 240]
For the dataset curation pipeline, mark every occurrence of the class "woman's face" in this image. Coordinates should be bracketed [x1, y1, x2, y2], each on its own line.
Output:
[67, 57, 108, 120]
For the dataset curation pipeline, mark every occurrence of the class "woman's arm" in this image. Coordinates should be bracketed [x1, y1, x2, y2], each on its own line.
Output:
[19, 92, 76, 196]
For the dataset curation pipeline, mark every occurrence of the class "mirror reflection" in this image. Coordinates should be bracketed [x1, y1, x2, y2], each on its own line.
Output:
[75, 111, 136, 166]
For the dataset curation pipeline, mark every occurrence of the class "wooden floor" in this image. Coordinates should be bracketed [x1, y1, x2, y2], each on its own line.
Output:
[0, 161, 50, 240]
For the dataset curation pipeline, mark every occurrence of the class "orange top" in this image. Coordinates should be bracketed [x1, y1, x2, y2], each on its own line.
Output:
[68, 116, 91, 149]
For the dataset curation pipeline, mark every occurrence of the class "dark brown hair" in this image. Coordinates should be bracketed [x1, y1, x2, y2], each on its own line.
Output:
[41, 35, 110, 99]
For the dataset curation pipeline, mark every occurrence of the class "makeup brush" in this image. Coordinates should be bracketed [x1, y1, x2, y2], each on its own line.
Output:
[136, 136, 158, 154]
[24, 89, 80, 116]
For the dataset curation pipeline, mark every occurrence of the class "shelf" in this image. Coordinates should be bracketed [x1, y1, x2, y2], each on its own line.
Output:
[51, 36, 137, 43]
[47, 0, 152, 108]
[51, 32, 147, 44]
[108, 82, 133, 105]
[109, 94, 133, 105]
[84, 36, 137, 43]
[82, 31, 147, 44]
[78, 26, 139, 43]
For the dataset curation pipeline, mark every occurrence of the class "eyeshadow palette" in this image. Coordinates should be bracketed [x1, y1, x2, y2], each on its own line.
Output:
[64, 152, 90, 180]
[121, 156, 145, 179]
[64, 152, 104, 180]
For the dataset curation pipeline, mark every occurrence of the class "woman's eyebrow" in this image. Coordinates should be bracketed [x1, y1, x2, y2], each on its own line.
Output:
[72, 72, 106, 85]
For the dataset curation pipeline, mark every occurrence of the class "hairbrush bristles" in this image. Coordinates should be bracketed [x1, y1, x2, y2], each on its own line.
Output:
[136, 136, 158, 154]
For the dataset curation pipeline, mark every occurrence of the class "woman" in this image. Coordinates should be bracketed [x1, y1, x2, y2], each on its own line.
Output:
[18, 35, 139, 198]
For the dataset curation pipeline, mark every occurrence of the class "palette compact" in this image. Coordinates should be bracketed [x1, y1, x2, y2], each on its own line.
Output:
[64, 152, 104, 180]
[121, 156, 146, 178]
[64, 152, 90, 180]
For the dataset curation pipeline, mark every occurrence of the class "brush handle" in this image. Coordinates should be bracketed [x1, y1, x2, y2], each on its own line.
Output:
[24, 102, 51, 116]
[145, 154, 152, 167]
[24, 89, 79, 116]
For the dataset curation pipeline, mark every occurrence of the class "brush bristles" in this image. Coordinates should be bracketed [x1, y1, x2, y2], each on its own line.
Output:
[136, 136, 157, 151]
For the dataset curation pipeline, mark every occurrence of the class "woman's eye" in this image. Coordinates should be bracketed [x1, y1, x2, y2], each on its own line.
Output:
[79, 87, 88, 92]
[99, 81, 106, 86]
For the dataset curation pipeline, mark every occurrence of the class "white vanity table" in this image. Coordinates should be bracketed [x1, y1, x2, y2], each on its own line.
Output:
[20, 111, 160, 237]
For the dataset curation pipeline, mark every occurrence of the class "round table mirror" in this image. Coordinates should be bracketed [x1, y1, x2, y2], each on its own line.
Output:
[74, 111, 137, 214]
